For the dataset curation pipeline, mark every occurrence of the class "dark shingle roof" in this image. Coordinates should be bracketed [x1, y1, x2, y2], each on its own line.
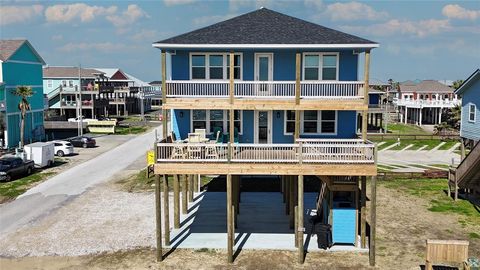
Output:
[154, 8, 377, 48]
[400, 80, 454, 93]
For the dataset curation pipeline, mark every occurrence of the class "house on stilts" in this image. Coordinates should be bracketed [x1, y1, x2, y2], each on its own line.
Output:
[151, 7, 378, 266]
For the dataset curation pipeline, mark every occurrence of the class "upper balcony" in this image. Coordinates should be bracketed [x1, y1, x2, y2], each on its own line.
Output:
[163, 80, 367, 111]
[395, 98, 461, 108]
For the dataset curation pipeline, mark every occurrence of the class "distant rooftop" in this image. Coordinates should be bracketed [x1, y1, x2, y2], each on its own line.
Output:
[154, 8, 378, 50]
[43, 66, 104, 79]
[399, 80, 453, 93]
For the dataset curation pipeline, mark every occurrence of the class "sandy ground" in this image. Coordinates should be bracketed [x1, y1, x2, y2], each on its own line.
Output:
[0, 178, 478, 270]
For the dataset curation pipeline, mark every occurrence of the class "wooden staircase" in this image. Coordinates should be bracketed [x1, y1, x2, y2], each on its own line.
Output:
[316, 180, 327, 215]
[449, 140, 480, 200]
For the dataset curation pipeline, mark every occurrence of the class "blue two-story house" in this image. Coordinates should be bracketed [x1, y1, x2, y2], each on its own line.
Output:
[152, 8, 378, 265]
[0, 40, 46, 149]
[455, 69, 480, 146]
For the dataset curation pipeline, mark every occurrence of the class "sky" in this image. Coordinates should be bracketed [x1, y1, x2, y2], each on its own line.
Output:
[1, 0, 479, 83]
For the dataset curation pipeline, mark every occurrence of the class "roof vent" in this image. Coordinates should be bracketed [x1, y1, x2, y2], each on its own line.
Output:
[259, 6, 265, 9]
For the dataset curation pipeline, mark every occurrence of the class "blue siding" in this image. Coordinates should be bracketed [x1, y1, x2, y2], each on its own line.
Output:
[173, 109, 190, 139]
[460, 78, 480, 141]
[170, 49, 358, 81]
[242, 110, 254, 143]
[332, 208, 356, 245]
[369, 93, 380, 105]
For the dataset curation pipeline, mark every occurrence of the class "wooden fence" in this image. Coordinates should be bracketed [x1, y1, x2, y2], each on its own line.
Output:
[425, 239, 469, 270]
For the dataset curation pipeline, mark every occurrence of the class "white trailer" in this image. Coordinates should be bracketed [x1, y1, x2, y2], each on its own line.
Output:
[24, 142, 55, 168]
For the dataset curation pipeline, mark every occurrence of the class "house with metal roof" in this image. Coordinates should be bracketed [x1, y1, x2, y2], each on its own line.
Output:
[455, 69, 480, 144]
[395, 80, 460, 126]
[0, 40, 46, 149]
[151, 8, 378, 266]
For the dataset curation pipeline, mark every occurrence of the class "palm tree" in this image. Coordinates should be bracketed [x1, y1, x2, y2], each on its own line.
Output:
[13, 86, 33, 148]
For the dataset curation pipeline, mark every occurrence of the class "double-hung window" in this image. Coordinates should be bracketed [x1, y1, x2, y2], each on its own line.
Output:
[284, 110, 296, 135]
[191, 110, 242, 134]
[303, 53, 338, 81]
[469, 104, 476, 122]
[300, 110, 337, 134]
[190, 53, 242, 80]
[47, 80, 52, 88]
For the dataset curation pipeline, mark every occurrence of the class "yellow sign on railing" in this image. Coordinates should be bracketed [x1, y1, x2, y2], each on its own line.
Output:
[147, 150, 155, 165]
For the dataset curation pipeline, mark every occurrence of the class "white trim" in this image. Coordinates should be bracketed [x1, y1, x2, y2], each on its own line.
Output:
[5, 60, 43, 65]
[153, 43, 379, 49]
[254, 53, 273, 81]
[300, 110, 338, 135]
[190, 109, 243, 135]
[284, 110, 295, 135]
[254, 110, 273, 144]
[6, 108, 45, 116]
[189, 52, 243, 80]
[468, 103, 476, 123]
[302, 52, 339, 81]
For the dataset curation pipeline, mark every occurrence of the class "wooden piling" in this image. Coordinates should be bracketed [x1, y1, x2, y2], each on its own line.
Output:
[361, 176, 367, 248]
[289, 176, 294, 229]
[227, 174, 233, 263]
[369, 175, 377, 266]
[297, 175, 304, 264]
[285, 176, 290, 215]
[155, 174, 163, 262]
[162, 174, 170, 245]
[294, 205, 298, 248]
[173, 174, 180, 229]
[182, 174, 188, 214]
[188, 175, 194, 202]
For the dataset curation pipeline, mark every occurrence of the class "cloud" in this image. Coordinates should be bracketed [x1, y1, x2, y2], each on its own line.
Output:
[51, 34, 63, 41]
[442, 4, 480, 20]
[304, 0, 323, 10]
[0, 5, 43, 26]
[324, 2, 388, 21]
[193, 14, 237, 26]
[106, 4, 149, 28]
[164, 0, 197, 6]
[58, 42, 132, 53]
[130, 29, 158, 41]
[45, 3, 117, 23]
[342, 19, 451, 37]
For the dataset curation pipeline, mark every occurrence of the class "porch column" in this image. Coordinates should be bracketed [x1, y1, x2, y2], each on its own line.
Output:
[226, 174, 234, 263]
[161, 51, 168, 141]
[182, 174, 188, 214]
[155, 174, 163, 261]
[360, 176, 367, 248]
[289, 176, 295, 229]
[173, 174, 180, 228]
[419, 108, 423, 126]
[362, 50, 371, 141]
[404, 107, 408, 124]
[188, 174, 194, 202]
[285, 176, 290, 215]
[229, 51, 234, 104]
[163, 174, 170, 245]
[295, 53, 301, 141]
[297, 175, 304, 264]
[369, 175, 377, 267]
[438, 108, 442, 124]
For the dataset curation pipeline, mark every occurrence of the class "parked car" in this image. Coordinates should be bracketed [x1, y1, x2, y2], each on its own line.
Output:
[66, 136, 96, 148]
[67, 117, 98, 123]
[52, 140, 75, 157]
[0, 157, 35, 182]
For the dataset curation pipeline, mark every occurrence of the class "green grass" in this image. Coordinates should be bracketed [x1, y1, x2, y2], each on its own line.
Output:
[377, 140, 397, 150]
[0, 172, 56, 203]
[115, 126, 149, 135]
[387, 123, 429, 135]
[388, 139, 441, 151]
[437, 140, 459, 150]
[382, 178, 480, 227]
[469, 232, 480, 239]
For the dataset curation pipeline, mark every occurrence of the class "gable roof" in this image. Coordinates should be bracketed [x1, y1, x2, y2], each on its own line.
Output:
[399, 80, 453, 93]
[153, 8, 378, 50]
[43, 66, 104, 79]
[455, 69, 480, 96]
[95, 68, 133, 82]
[0, 39, 45, 64]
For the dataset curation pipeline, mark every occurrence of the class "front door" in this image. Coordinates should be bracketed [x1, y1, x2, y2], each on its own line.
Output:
[255, 53, 273, 95]
[255, 111, 272, 144]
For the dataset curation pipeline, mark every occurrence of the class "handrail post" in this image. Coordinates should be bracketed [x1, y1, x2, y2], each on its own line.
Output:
[228, 142, 232, 163]
[295, 53, 301, 105]
[299, 142, 303, 164]
[229, 51, 234, 104]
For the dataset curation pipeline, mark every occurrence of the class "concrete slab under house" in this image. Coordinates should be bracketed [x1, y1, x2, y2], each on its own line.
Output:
[151, 7, 378, 266]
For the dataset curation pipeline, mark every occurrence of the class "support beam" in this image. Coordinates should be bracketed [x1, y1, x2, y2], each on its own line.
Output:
[369, 175, 377, 266]
[226, 174, 234, 263]
[295, 53, 301, 105]
[229, 51, 234, 104]
[362, 50, 370, 141]
[155, 174, 163, 262]
[289, 176, 295, 229]
[188, 174, 194, 202]
[297, 175, 304, 264]
[161, 51, 167, 106]
[182, 174, 188, 214]
[173, 174, 180, 228]
[295, 111, 301, 141]
[163, 174, 170, 245]
[285, 176, 290, 215]
[361, 176, 367, 248]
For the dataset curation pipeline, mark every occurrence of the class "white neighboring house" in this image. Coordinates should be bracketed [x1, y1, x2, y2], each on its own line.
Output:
[395, 80, 461, 126]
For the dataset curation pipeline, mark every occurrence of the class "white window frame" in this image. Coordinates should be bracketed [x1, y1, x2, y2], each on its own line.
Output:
[300, 110, 338, 135]
[302, 52, 339, 81]
[190, 109, 243, 135]
[284, 110, 296, 135]
[47, 80, 52, 88]
[468, 103, 476, 123]
[189, 52, 243, 80]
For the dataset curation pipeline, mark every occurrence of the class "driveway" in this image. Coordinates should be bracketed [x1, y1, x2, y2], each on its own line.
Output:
[0, 126, 162, 237]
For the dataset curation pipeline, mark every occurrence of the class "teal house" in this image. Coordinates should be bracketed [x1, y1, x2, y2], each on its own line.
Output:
[0, 40, 46, 149]
[455, 69, 480, 145]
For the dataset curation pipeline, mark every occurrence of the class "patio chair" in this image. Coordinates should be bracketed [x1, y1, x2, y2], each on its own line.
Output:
[194, 129, 206, 140]
[171, 143, 186, 159]
[187, 133, 202, 159]
[210, 127, 223, 142]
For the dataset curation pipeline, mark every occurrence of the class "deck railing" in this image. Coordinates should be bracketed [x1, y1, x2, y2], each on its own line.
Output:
[165, 80, 364, 99]
[156, 139, 375, 164]
[395, 98, 461, 107]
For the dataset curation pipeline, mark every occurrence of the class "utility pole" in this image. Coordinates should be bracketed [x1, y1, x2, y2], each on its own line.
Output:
[77, 64, 83, 136]
[140, 87, 145, 122]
